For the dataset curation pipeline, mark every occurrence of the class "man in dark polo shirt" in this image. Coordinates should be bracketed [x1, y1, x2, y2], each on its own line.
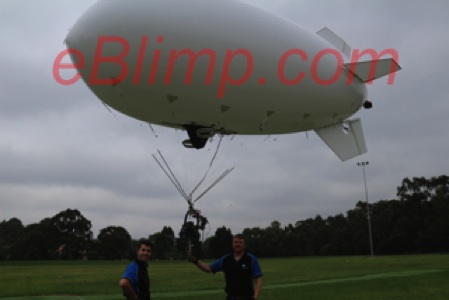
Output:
[119, 240, 152, 300]
[190, 234, 262, 300]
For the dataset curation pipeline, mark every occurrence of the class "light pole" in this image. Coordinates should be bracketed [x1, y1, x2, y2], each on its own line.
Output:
[357, 161, 374, 257]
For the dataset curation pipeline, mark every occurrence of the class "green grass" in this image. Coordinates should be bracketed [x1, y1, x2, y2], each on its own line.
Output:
[1, 255, 449, 299]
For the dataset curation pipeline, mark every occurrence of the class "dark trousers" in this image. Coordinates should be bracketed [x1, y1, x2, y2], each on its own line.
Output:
[226, 296, 253, 300]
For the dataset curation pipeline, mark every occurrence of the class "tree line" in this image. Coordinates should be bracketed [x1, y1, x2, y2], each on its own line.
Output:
[1, 175, 448, 260]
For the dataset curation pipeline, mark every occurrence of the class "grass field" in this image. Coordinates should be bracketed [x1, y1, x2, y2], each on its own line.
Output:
[1, 254, 448, 299]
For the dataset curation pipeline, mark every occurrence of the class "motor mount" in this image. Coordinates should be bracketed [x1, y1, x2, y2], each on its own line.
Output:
[179, 206, 208, 255]
[183, 125, 214, 149]
[363, 100, 373, 109]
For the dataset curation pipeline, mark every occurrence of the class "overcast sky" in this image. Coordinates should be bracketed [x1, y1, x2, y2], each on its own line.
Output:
[1, 0, 448, 240]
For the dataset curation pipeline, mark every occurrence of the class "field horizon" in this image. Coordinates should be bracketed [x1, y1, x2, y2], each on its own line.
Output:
[1, 254, 448, 299]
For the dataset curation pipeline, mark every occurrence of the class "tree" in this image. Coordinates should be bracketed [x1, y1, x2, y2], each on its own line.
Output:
[370, 200, 404, 254]
[97, 226, 132, 259]
[1, 175, 447, 260]
[262, 221, 284, 257]
[322, 214, 349, 255]
[6, 218, 61, 260]
[242, 227, 264, 257]
[422, 176, 449, 252]
[14, 226, 46, 260]
[50, 209, 92, 259]
[345, 202, 371, 255]
[208, 226, 233, 258]
[0, 218, 24, 260]
[150, 226, 175, 259]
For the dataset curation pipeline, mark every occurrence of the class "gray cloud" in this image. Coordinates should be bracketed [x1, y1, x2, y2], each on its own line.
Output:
[1, 0, 448, 239]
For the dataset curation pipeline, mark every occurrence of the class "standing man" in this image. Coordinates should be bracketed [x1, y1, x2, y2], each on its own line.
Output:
[119, 240, 153, 300]
[190, 234, 262, 300]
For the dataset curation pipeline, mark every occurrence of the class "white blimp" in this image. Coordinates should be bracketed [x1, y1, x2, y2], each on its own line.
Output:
[63, 0, 401, 161]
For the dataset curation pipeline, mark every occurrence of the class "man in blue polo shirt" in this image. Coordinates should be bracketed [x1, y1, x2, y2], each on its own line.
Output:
[190, 234, 262, 300]
[119, 240, 153, 300]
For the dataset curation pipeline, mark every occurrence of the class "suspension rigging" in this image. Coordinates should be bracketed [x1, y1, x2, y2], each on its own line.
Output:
[100, 102, 279, 255]
[152, 138, 234, 255]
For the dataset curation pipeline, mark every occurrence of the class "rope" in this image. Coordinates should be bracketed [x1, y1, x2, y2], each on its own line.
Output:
[189, 134, 224, 198]
[152, 153, 189, 203]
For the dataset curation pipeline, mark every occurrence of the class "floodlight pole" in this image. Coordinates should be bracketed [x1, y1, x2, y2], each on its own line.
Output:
[357, 161, 374, 257]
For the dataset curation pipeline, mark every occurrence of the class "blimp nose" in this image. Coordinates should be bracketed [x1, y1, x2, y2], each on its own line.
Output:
[64, 7, 99, 74]
[64, 0, 137, 83]
[65, 0, 157, 48]
[64, 0, 164, 82]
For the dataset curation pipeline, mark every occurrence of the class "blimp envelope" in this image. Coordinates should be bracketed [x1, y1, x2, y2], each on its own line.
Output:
[62, 0, 401, 160]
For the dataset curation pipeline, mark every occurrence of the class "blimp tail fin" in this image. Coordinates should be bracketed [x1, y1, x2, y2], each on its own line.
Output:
[317, 27, 351, 57]
[315, 118, 367, 161]
[344, 58, 402, 83]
